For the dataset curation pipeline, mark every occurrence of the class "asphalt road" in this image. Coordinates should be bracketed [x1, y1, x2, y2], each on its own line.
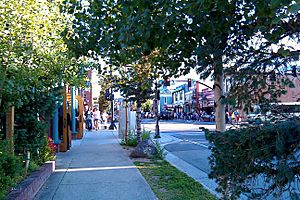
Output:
[142, 119, 213, 174]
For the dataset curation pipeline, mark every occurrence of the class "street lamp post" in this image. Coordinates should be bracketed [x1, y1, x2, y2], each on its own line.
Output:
[108, 69, 116, 130]
[108, 87, 116, 130]
[154, 81, 160, 138]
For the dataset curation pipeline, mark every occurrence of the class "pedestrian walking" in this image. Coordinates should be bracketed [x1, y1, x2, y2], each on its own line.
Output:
[93, 107, 101, 130]
[85, 107, 93, 131]
[231, 112, 235, 125]
[102, 110, 108, 129]
[234, 110, 240, 124]
[225, 112, 229, 124]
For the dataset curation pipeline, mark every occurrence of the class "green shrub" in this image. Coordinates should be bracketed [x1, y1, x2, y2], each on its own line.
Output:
[28, 160, 40, 173]
[12, 89, 58, 165]
[38, 136, 57, 164]
[153, 140, 166, 159]
[0, 141, 23, 200]
[120, 131, 137, 147]
[121, 130, 151, 147]
[127, 136, 138, 147]
[206, 120, 300, 199]
[141, 130, 150, 141]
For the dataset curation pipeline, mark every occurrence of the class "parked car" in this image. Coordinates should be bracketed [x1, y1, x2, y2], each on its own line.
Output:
[247, 113, 290, 124]
[202, 114, 215, 122]
[159, 111, 172, 120]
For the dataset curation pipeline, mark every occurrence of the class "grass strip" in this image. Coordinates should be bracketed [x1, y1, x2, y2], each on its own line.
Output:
[134, 159, 217, 200]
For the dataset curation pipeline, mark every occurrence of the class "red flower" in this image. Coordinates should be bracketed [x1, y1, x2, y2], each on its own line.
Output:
[47, 137, 57, 155]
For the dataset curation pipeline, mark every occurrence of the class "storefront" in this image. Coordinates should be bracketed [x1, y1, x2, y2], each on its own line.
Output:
[200, 88, 214, 114]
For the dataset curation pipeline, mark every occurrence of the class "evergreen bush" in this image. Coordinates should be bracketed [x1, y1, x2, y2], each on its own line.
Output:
[206, 120, 300, 199]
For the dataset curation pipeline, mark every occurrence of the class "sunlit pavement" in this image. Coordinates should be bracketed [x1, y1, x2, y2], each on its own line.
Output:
[34, 130, 157, 200]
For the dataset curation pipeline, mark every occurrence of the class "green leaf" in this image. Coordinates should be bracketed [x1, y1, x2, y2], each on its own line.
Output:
[272, 16, 282, 24]
[287, 4, 300, 14]
[270, 0, 281, 8]
[278, 48, 290, 56]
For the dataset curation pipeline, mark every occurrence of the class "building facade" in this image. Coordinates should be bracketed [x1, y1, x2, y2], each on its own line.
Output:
[172, 84, 186, 114]
[159, 88, 173, 113]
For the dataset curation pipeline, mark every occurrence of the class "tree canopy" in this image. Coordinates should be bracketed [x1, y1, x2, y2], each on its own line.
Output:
[0, 0, 88, 162]
[0, 0, 87, 112]
[64, 0, 300, 131]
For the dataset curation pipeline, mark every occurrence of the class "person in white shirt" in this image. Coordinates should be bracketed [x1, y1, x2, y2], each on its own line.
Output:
[102, 110, 108, 125]
[93, 108, 101, 130]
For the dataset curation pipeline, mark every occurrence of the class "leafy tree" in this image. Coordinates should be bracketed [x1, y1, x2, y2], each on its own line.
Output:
[142, 99, 152, 112]
[0, 0, 88, 160]
[99, 63, 155, 142]
[63, 0, 172, 141]
[0, 1, 91, 197]
[98, 82, 110, 112]
[63, 0, 299, 133]
[0, 0, 77, 110]
[174, 0, 299, 131]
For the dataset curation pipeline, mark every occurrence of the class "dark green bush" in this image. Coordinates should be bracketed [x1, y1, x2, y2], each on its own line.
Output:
[0, 89, 59, 199]
[206, 120, 300, 199]
[13, 89, 59, 165]
[0, 141, 23, 200]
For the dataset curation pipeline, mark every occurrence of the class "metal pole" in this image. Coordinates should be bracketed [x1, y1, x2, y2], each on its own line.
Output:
[109, 87, 115, 130]
[71, 86, 77, 134]
[52, 102, 59, 144]
[154, 82, 160, 138]
[124, 100, 128, 143]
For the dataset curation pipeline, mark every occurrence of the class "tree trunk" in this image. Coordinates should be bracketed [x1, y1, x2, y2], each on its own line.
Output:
[214, 61, 226, 132]
[136, 100, 142, 143]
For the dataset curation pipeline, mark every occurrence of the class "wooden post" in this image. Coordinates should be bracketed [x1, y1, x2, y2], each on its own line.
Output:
[67, 106, 72, 149]
[6, 106, 14, 155]
[76, 96, 83, 139]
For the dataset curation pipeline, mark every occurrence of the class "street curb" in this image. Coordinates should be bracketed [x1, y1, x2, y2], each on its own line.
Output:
[149, 131, 221, 198]
[164, 150, 220, 198]
[7, 161, 55, 200]
[112, 127, 220, 197]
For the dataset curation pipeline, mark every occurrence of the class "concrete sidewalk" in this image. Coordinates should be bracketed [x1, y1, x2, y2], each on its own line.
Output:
[34, 130, 157, 200]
